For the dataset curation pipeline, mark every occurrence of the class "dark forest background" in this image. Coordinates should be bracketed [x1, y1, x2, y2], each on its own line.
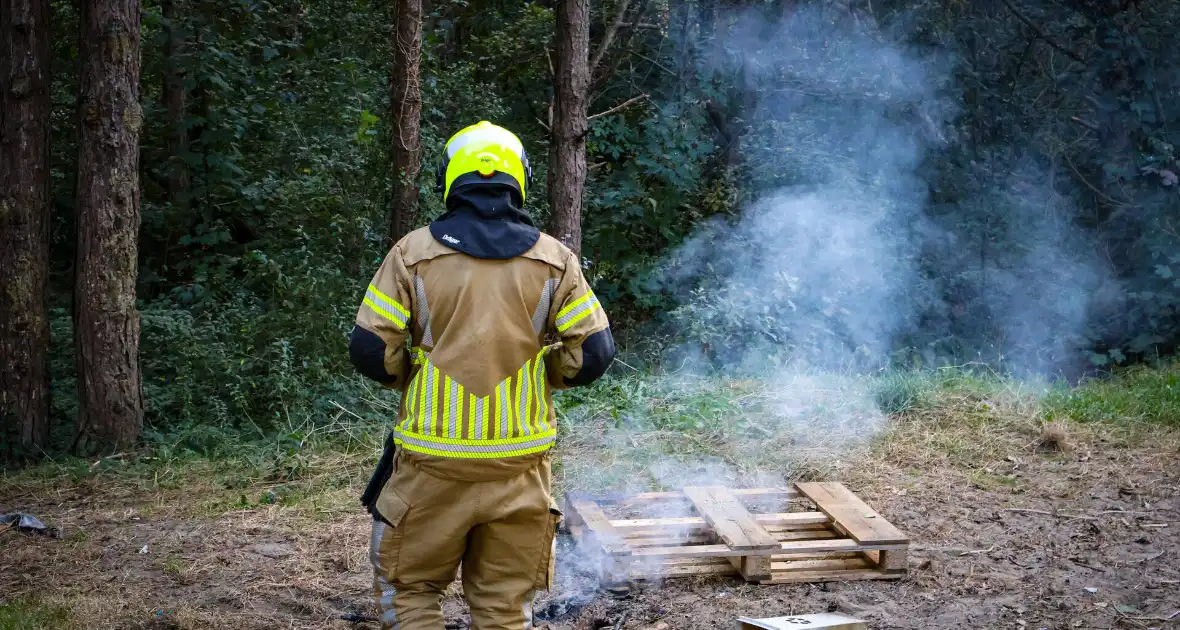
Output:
[3, 0, 1179, 457]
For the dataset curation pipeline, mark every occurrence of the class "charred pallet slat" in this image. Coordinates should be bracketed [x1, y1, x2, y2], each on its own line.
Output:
[565, 482, 909, 585]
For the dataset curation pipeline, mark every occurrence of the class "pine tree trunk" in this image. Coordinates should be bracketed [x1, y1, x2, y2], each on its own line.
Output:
[162, 0, 189, 206]
[388, 0, 422, 244]
[547, 0, 590, 257]
[74, 0, 144, 455]
[0, 0, 52, 463]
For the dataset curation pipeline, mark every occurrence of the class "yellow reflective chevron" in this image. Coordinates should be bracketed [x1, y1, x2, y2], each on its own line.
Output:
[395, 428, 557, 459]
[555, 289, 601, 333]
[363, 284, 410, 330]
[396, 348, 554, 458]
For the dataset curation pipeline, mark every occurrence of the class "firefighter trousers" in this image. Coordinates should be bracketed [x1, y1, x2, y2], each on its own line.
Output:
[369, 451, 560, 630]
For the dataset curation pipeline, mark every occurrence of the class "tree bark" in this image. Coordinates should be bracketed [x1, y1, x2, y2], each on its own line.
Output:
[0, 0, 52, 463]
[547, 0, 590, 256]
[162, 0, 189, 206]
[74, 0, 144, 455]
[388, 0, 422, 245]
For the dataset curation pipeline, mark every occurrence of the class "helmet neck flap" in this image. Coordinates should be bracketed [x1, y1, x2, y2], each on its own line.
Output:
[429, 180, 540, 260]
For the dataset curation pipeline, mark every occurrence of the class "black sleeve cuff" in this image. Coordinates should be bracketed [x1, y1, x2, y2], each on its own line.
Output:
[349, 325, 398, 385]
[564, 327, 616, 387]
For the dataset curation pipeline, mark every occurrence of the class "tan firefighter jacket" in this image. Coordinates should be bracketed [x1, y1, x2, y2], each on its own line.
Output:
[353, 227, 610, 478]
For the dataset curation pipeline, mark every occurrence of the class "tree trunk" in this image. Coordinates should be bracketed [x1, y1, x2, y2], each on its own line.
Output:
[388, 0, 422, 245]
[547, 0, 590, 256]
[74, 0, 144, 455]
[0, 0, 52, 463]
[161, 0, 189, 206]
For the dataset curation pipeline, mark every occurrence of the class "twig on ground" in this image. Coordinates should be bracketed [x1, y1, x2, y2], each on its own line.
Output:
[90, 453, 130, 470]
[330, 400, 366, 422]
[959, 545, 997, 556]
[1069, 557, 1106, 572]
[1004, 508, 1053, 516]
[1004, 507, 1099, 521]
[613, 358, 639, 372]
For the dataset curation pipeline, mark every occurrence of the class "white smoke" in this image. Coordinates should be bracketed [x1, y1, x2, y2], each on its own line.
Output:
[550, 4, 1117, 606]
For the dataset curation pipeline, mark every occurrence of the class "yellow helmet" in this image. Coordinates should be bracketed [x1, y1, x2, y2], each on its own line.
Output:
[434, 121, 533, 203]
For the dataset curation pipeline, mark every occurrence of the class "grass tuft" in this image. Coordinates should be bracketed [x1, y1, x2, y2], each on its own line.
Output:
[0, 598, 71, 630]
[1044, 362, 1180, 425]
[1036, 421, 1071, 453]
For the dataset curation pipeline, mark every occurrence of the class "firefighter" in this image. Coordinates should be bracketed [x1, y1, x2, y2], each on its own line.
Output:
[350, 121, 616, 630]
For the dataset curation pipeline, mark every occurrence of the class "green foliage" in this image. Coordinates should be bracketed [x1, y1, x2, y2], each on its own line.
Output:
[1045, 362, 1180, 426]
[0, 599, 70, 630]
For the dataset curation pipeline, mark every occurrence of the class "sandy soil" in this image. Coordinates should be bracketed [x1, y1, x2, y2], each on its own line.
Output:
[3, 431, 1178, 629]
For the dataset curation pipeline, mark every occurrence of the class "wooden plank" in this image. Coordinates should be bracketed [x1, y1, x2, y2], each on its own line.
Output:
[739, 613, 868, 630]
[567, 499, 632, 556]
[622, 528, 713, 540]
[733, 488, 801, 498]
[682, 486, 779, 551]
[629, 537, 904, 559]
[622, 556, 737, 579]
[631, 562, 739, 579]
[624, 535, 714, 547]
[795, 482, 909, 545]
[780, 538, 905, 554]
[651, 561, 731, 571]
[610, 512, 828, 531]
[760, 569, 900, 584]
[878, 549, 908, 572]
[603, 487, 801, 505]
[735, 555, 773, 581]
[770, 530, 838, 541]
[630, 544, 734, 558]
[770, 551, 865, 561]
[771, 558, 872, 572]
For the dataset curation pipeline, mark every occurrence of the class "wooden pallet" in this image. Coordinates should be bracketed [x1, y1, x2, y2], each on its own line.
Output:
[564, 482, 908, 585]
[738, 613, 869, 630]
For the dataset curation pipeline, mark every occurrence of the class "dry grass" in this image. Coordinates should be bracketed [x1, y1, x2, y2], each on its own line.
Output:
[1036, 420, 1071, 453]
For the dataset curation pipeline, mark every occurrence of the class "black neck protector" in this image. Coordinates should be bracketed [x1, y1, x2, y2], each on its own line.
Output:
[429, 183, 540, 259]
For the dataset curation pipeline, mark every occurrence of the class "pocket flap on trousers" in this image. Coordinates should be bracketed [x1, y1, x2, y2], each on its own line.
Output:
[375, 487, 409, 527]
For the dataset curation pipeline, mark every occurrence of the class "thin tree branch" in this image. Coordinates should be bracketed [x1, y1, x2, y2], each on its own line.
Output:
[1063, 150, 1131, 209]
[515, 79, 551, 133]
[591, 0, 633, 76]
[632, 51, 676, 77]
[590, 1, 651, 97]
[589, 93, 649, 120]
[998, 0, 1086, 63]
[1069, 116, 1099, 132]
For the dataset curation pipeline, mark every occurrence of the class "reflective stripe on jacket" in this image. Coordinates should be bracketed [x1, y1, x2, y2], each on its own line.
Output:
[354, 228, 610, 465]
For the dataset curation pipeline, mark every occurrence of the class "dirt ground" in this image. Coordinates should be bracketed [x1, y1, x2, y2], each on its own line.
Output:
[3, 424, 1178, 630]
